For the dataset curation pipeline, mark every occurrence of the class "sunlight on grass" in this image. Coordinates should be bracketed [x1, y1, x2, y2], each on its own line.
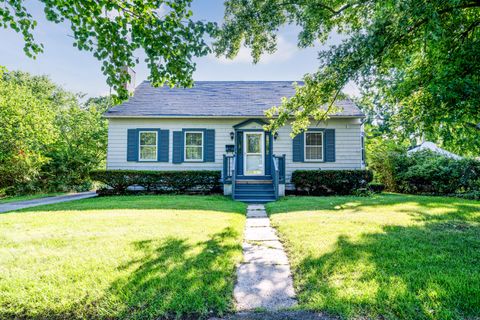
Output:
[265, 194, 480, 319]
[0, 195, 246, 319]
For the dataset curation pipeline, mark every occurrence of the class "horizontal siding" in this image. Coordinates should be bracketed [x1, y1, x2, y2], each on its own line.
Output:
[107, 118, 238, 171]
[107, 118, 364, 184]
[272, 119, 364, 187]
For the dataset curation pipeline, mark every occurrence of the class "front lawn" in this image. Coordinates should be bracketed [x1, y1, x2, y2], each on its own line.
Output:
[0, 195, 246, 319]
[266, 194, 480, 319]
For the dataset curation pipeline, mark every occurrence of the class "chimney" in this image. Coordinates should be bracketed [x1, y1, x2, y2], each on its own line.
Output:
[122, 66, 136, 93]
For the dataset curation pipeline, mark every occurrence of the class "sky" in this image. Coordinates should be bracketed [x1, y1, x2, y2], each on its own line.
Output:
[0, 0, 358, 98]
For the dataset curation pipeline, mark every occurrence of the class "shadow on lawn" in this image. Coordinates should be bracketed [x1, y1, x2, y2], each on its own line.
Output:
[15, 194, 246, 214]
[276, 196, 480, 319]
[269, 194, 480, 222]
[101, 227, 242, 319]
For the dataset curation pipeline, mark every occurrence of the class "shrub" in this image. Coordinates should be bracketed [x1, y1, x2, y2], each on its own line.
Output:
[90, 170, 221, 195]
[455, 191, 480, 201]
[292, 170, 373, 195]
[393, 151, 480, 195]
[352, 188, 374, 197]
[368, 182, 385, 193]
[366, 138, 408, 191]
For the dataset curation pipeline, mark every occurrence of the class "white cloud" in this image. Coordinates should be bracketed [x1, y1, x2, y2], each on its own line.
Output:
[212, 36, 297, 65]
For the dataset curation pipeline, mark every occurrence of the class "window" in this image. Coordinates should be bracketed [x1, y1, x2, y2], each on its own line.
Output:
[185, 131, 203, 161]
[139, 131, 157, 161]
[305, 131, 324, 161]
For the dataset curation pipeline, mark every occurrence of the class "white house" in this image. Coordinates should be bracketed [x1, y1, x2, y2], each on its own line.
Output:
[105, 81, 366, 202]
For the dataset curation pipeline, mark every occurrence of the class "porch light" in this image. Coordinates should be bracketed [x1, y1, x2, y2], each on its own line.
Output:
[230, 131, 235, 140]
[273, 132, 279, 140]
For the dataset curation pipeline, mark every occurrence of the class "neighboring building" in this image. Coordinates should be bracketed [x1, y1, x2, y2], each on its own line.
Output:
[408, 141, 462, 160]
[105, 81, 366, 202]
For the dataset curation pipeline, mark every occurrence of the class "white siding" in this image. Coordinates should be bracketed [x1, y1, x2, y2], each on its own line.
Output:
[107, 117, 364, 186]
[272, 118, 364, 188]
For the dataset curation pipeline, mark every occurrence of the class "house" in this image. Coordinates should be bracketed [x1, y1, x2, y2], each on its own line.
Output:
[407, 141, 462, 160]
[105, 81, 366, 202]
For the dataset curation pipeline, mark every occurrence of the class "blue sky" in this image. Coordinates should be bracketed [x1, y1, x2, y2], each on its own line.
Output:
[0, 0, 358, 98]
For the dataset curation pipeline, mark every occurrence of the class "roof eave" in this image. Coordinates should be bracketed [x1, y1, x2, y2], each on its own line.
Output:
[103, 114, 366, 119]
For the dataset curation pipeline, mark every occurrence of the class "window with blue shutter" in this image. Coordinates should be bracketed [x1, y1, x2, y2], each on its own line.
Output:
[292, 129, 335, 162]
[127, 128, 169, 162]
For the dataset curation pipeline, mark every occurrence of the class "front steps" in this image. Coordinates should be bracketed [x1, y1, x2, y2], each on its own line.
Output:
[234, 179, 276, 203]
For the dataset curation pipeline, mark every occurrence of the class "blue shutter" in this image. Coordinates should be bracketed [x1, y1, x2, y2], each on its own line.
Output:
[236, 131, 243, 175]
[172, 131, 184, 163]
[324, 129, 336, 162]
[158, 129, 169, 162]
[127, 129, 139, 161]
[204, 129, 215, 162]
[265, 133, 272, 175]
[292, 133, 304, 162]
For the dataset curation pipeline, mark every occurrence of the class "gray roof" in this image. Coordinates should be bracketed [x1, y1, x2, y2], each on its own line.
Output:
[105, 81, 364, 118]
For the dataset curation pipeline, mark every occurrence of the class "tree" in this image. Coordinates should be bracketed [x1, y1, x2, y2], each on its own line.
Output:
[0, 68, 109, 194]
[214, 0, 480, 155]
[1, 0, 216, 99]
[40, 96, 110, 192]
[0, 67, 59, 193]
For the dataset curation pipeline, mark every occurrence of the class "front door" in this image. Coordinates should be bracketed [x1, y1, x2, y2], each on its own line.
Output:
[244, 132, 264, 175]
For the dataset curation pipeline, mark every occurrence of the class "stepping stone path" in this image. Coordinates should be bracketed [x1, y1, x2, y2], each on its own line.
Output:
[234, 204, 297, 311]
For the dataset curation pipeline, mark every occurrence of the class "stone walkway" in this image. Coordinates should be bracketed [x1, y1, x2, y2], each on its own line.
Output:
[234, 204, 297, 311]
[0, 191, 97, 213]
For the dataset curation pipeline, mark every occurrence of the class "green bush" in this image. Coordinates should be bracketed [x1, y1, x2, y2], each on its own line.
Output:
[90, 170, 222, 195]
[455, 191, 480, 200]
[368, 182, 385, 193]
[393, 151, 480, 195]
[291, 170, 373, 195]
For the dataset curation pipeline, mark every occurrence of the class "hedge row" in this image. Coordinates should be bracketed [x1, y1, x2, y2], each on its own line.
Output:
[90, 170, 221, 194]
[292, 170, 373, 195]
[393, 151, 480, 195]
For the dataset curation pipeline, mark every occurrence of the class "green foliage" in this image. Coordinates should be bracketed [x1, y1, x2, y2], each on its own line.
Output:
[2, 0, 217, 100]
[0, 68, 108, 195]
[367, 182, 385, 193]
[394, 151, 480, 195]
[366, 134, 409, 190]
[90, 170, 222, 194]
[0, 67, 59, 193]
[40, 97, 109, 192]
[215, 0, 480, 153]
[368, 137, 480, 195]
[291, 170, 373, 195]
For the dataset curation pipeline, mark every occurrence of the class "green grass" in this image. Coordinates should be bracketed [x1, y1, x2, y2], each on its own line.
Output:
[0, 195, 246, 319]
[265, 194, 480, 320]
[0, 192, 65, 204]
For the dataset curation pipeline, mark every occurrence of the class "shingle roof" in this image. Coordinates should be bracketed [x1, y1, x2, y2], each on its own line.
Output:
[105, 81, 364, 118]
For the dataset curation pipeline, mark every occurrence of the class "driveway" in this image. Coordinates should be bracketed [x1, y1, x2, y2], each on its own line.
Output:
[0, 191, 97, 213]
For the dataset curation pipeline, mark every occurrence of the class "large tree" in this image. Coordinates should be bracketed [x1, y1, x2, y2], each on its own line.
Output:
[1, 0, 216, 99]
[0, 68, 109, 194]
[215, 0, 480, 155]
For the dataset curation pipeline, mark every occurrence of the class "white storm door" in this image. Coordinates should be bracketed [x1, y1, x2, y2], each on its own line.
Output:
[244, 132, 264, 175]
